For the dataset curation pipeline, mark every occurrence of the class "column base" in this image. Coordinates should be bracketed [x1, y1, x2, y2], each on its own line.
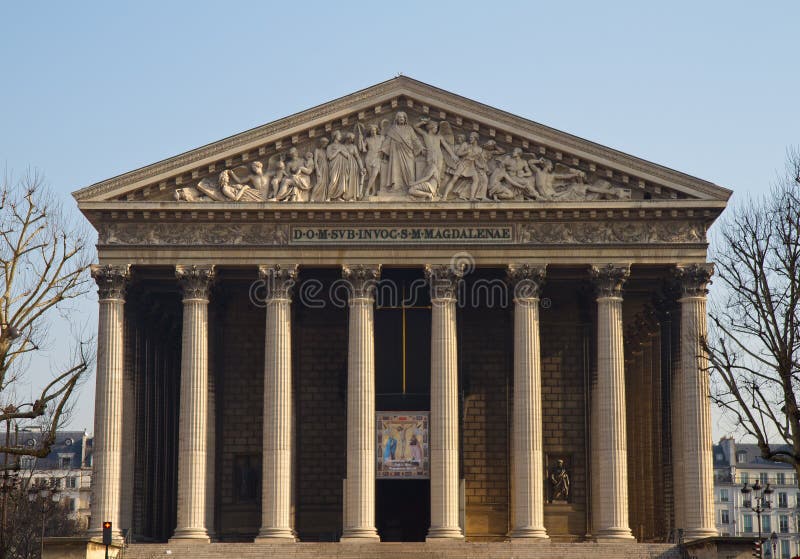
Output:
[684, 528, 718, 541]
[426, 526, 464, 541]
[510, 527, 549, 540]
[254, 528, 296, 543]
[595, 528, 635, 543]
[340, 528, 380, 542]
[169, 528, 210, 543]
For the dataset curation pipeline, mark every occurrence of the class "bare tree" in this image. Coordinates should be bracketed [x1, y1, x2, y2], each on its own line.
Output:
[0, 171, 93, 463]
[704, 148, 800, 479]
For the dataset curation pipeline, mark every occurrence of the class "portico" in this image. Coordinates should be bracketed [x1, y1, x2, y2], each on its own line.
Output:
[75, 77, 729, 548]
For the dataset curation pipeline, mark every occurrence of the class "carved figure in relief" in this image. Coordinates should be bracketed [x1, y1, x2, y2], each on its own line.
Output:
[380, 111, 424, 191]
[488, 148, 538, 200]
[310, 137, 330, 202]
[407, 162, 440, 201]
[442, 133, 504, 200]
[528, 158, 583, 199]
[274, 148, 315, 202]
[414, 118, 457, 184]
[355, 121, 388, 198]
[230, 161, 271, 199]
[327, 131, 364, 201]
[174, 186, 211, 202]
[219, 170, 263, 201]
[344, 132, 366, 200]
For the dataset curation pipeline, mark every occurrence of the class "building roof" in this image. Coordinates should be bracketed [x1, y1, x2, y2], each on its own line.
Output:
[19, 430, 91, 470]
[714, 441, 794, 471]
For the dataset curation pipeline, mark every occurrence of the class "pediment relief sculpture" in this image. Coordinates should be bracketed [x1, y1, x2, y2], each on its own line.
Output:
[173, 110, 635, 204]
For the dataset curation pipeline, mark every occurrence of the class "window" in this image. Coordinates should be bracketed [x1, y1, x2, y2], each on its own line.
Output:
[721, 510, 730, 524]
[763, 514, 772, 532]
[779, 492, 788, 508]
[737, 451, 747, 463]
[780, 514, 789, 533]
[743, 514, 753, 532]
[50, 477, 62, 489]
[66, 477, 77, 489]
[60, 456, 71, 469]
[741, 472, 750, 484]
[761, 472, 770, 485]
[68, 498, 76, 512]
[720, 488, 729, 502]
[777, 473, 786, 485]
[780, 539, 789, 559]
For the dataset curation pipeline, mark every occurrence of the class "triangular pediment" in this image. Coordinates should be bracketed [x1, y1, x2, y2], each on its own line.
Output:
[72, 76, 731, 205]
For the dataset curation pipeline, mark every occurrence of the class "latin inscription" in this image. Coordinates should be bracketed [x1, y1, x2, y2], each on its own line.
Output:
[290, 225, 514, 244]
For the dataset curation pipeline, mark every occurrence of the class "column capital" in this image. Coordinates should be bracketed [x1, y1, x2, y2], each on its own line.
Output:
[91, 264, 131, 301]
[507, 263, 546, 301]
[674, 264, 714, 298]
[176, 265, 215, 300]
[257, 264, 298, 301]
[589, 264, 630, 299]
[425, 264, 464, 301]
[342, 264, 381, 300]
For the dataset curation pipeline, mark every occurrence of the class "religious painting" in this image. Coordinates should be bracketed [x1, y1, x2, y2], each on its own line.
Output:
[545, 453, 571, 504]
[376, 412, 429, 479]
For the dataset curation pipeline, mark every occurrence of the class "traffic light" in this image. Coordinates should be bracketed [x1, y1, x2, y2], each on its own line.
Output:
[102, 522, 112, 546]
[753, 539, 761, 558]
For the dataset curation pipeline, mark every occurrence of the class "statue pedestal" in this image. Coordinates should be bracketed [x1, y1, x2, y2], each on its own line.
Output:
[543, 503, 585, 540]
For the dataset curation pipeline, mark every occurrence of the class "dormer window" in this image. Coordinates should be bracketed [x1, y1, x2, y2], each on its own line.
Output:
[737, 450, 747, 464]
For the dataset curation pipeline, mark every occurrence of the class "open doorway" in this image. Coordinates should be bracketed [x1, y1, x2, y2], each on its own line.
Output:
[376, 479, 430, 541]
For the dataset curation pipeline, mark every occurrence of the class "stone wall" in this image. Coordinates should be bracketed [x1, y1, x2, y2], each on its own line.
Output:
[215, 282, 265, 538]
[461, 303, 513, 541]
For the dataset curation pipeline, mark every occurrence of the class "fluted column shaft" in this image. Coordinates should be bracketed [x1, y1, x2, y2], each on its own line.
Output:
[172, 265, 214, 542]
[341, 265, 381, 542]
[425, 264, 464, 540]
[590, 265, 634, 541]
[676, 265, 717, 540]
[508, 265, 548, 539]
[256, 264, 298, 542]
[89, 265, 130, 540]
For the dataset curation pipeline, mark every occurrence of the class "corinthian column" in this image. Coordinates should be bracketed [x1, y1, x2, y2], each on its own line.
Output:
[507, 264, 548, 540]
[88, 264, 130, 540]
[675, 264, 717, 540]
[589, 264, 634, 542]
[171, 265, 214, 542]
[425, 264, 464, 541]
[255, 264, 298, 542]
[341, 265, 381, 542]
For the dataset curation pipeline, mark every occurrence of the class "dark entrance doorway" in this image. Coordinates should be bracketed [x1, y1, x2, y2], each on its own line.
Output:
[376, 480, 430, 541]
[374, 270, 431, 541]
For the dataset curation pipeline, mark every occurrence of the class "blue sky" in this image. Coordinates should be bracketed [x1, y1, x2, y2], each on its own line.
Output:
[1, 1, 798, 433]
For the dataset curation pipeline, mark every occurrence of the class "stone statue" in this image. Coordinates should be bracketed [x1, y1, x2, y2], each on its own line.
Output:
[414, 118, 458, 184]
[174, 186, 210, 202]
[380, 111, 423, 191]
[548, 459, 570, 503]
[529, 158, 582, 200]
[310, 137, 330, 202]
[355, 121, 387, 198]
[344, 132, 366, 201]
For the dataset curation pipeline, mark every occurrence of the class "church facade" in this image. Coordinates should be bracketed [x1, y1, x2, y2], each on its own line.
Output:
[74, 77, 729, 547]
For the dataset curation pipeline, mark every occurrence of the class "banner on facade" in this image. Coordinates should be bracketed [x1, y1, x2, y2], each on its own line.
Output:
[376, 412, 429, 479]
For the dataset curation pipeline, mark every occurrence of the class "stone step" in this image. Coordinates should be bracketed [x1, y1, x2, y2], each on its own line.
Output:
[124, 542, 682, 559]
